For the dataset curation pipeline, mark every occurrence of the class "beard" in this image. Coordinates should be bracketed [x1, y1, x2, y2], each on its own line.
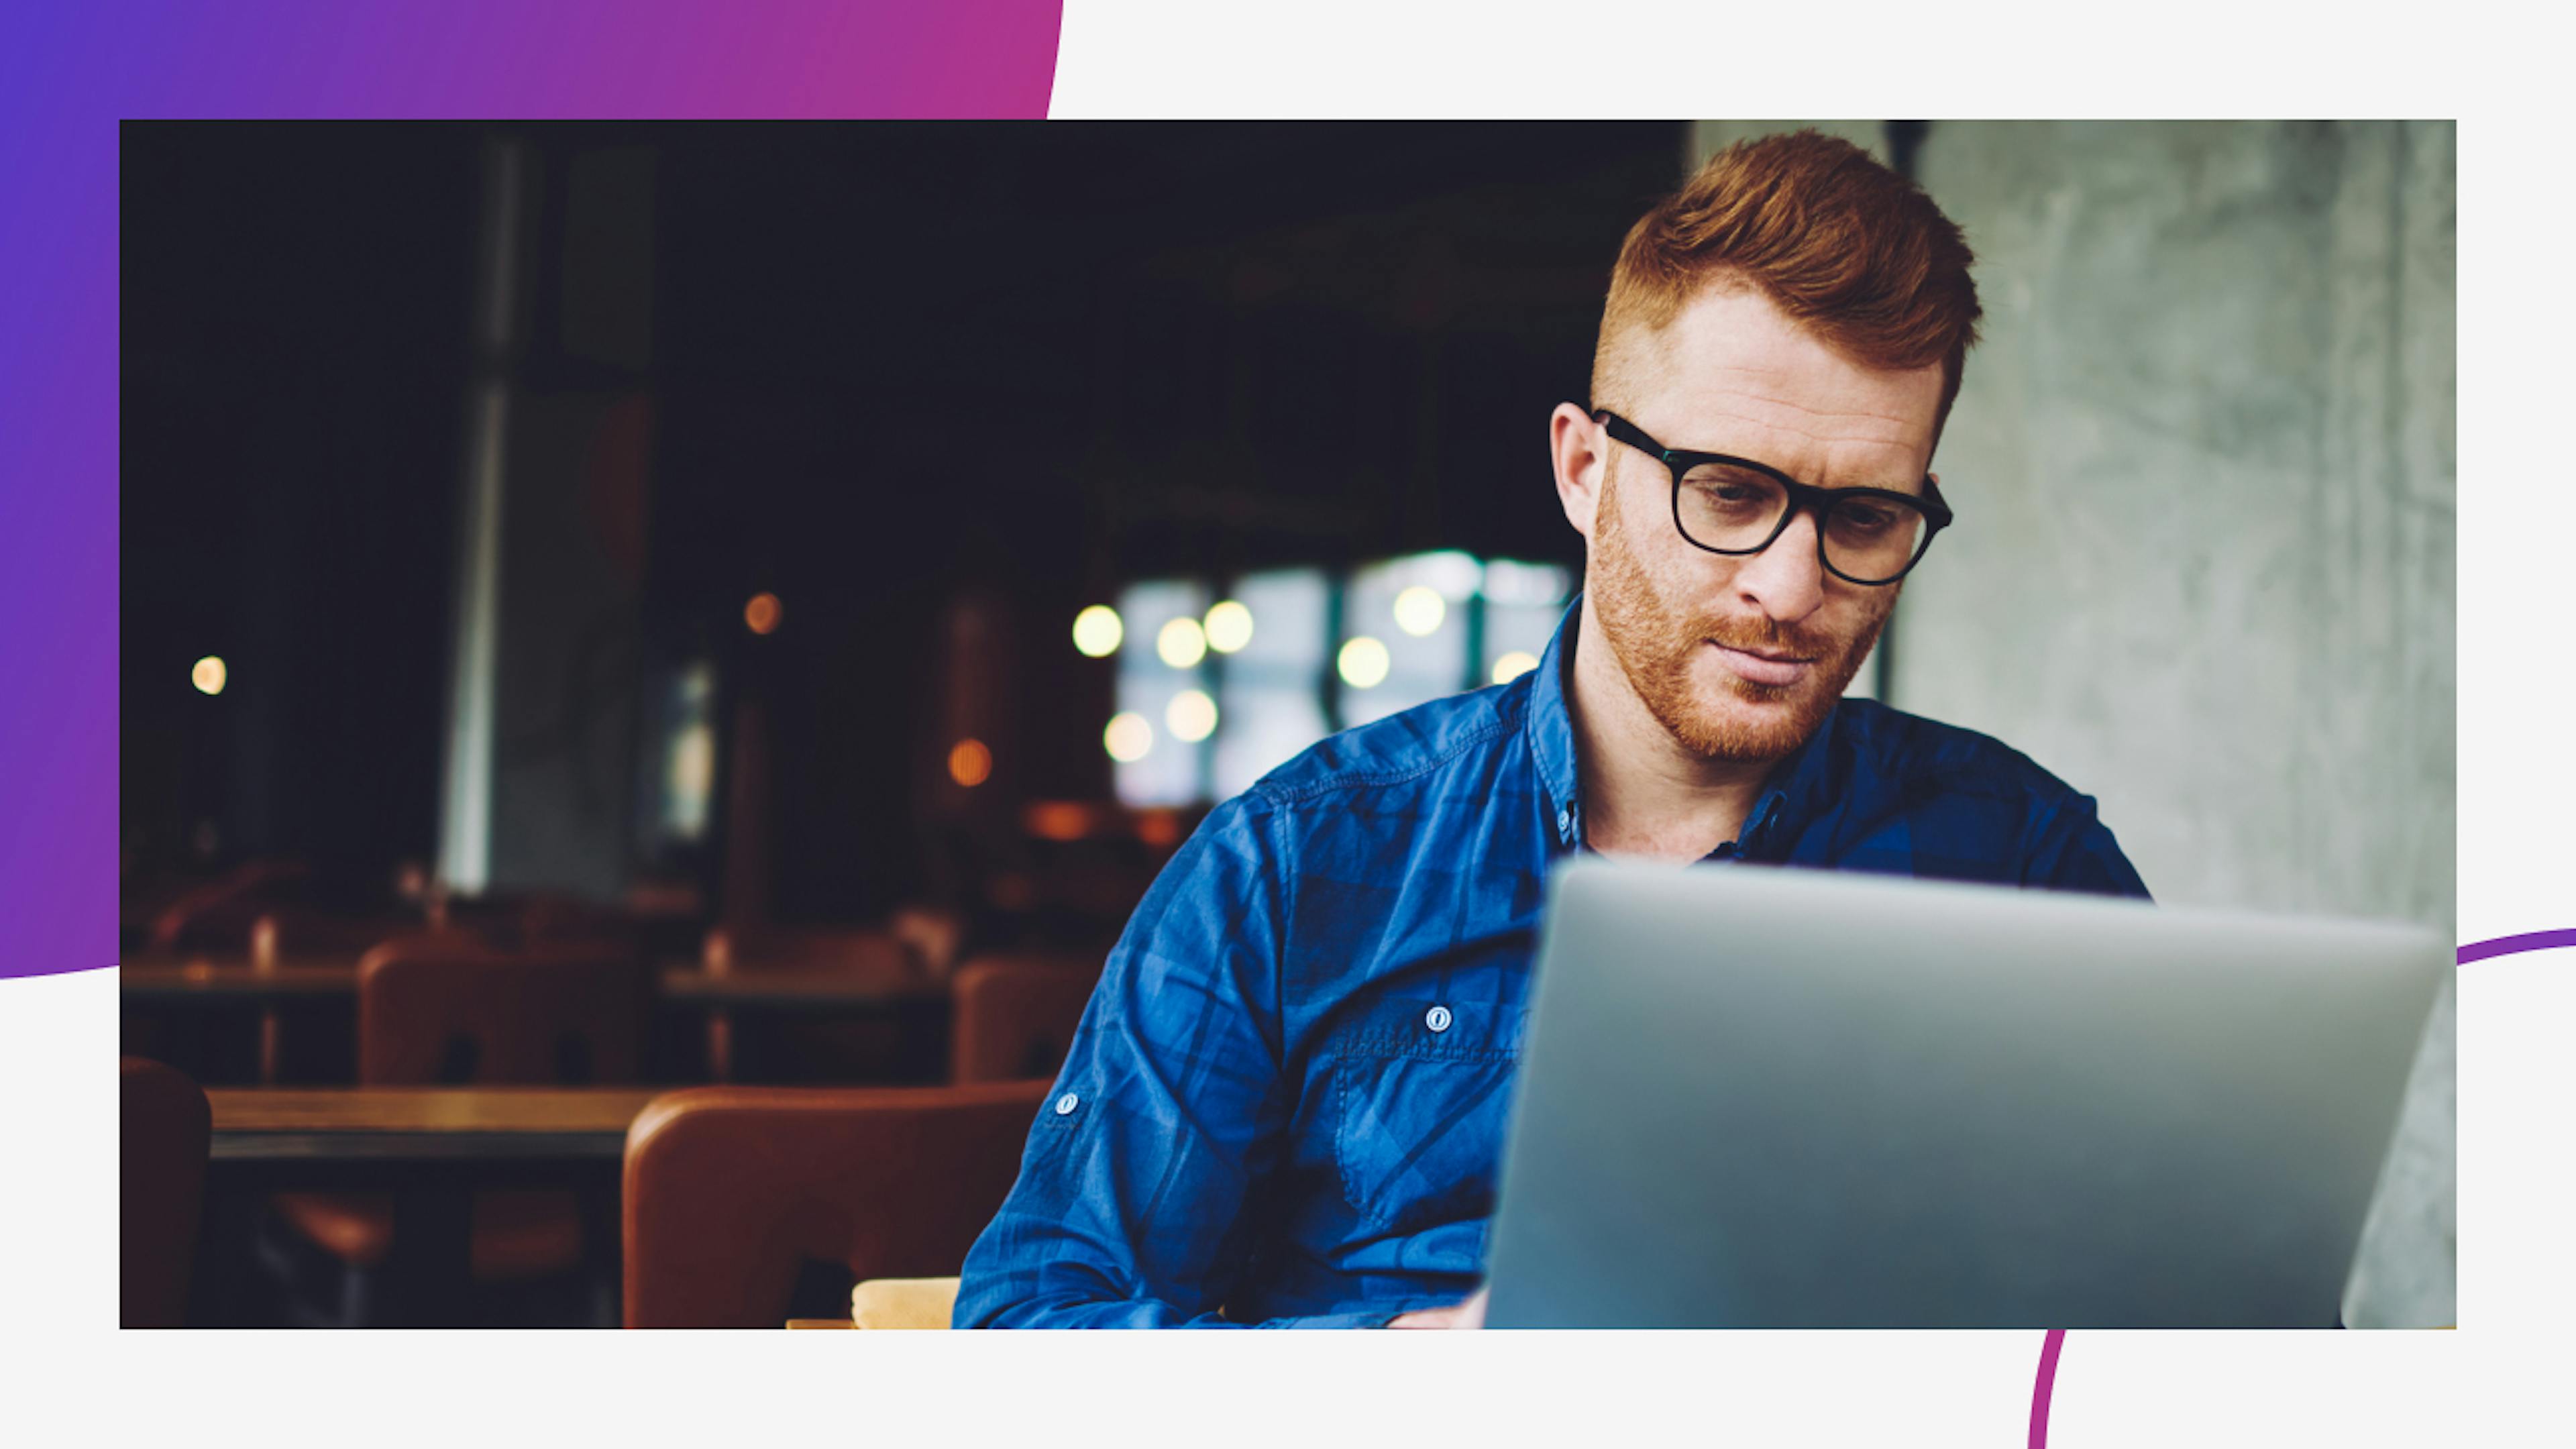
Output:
[1589, 459, 1895, 762]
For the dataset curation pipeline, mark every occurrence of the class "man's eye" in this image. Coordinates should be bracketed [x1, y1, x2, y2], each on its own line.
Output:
[1686, 474, 1774, 504]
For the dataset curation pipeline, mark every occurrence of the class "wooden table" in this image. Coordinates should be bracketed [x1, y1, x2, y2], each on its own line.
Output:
[209, 1087, 662, 1163]
[130, 960, 954, 1086]
[122, 955, 363, 1085]
[659, 967, 948, 1081]
[657, 966, 943, 1009]
[126, 958, 947, 1007]
[119, 954, 360, 1001]
[201, 1087, 665, 1326]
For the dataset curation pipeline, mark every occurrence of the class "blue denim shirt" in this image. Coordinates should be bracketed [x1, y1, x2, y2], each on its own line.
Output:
[955, 602, 2149, 1327]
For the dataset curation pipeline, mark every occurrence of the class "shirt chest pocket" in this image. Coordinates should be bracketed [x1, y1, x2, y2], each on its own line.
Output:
[1330, 998, 1526, 1236]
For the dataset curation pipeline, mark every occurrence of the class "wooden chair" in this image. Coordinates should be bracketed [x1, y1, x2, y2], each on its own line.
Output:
[354, 936, 653, 1085]
[621, 1081, 1048, 1328]
[948, 953, 1101, 1084]
[237, 910, 429, 1084]
[248, 906, 426, 963]
[702, 923, 918, 979]
[268, 938, 653, 1313]
[699, 924, 928, 1083]
[146, 859, 311, 952]
[431, 890, 644, 955]
[121, 1057, 212, 1327]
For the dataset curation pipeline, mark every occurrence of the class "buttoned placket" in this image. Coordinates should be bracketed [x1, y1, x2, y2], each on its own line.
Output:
[1705, 788, 1790, 863]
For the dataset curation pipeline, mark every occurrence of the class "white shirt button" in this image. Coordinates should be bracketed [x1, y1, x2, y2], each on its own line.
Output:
[1425, 1006, 1453, 1033]
[1054, 1092, 1081, 1116]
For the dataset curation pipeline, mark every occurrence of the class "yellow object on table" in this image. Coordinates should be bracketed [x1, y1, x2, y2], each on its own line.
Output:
[850, 1277, 961, 1330]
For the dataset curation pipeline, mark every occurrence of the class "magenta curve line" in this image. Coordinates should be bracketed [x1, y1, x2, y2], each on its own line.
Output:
[2029, 1328, 2065, 1448]
[2028, 927, 2567, 1445]
[2457, 928, 2576, 965]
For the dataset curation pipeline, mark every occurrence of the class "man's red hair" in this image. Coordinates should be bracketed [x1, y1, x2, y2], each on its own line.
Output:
[1591, 129, 1983, 442]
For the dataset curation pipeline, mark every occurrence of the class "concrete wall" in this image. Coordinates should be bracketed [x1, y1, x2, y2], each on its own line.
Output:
[1690, 121, 2458, 1326]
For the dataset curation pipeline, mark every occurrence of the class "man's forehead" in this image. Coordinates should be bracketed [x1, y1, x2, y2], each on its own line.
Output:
[1627, 288, 1942, 470]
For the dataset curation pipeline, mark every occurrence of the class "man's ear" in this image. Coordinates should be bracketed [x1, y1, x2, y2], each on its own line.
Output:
[1550, 402, 1607, 541]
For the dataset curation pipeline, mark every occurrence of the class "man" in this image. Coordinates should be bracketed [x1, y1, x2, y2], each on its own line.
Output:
[955, 130, 2149, 1328]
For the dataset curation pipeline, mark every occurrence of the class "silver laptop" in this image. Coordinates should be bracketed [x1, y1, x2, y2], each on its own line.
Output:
[1483, 860, 2448, 1328]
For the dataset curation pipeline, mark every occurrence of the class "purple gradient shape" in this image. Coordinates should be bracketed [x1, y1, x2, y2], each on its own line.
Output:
[1, 1, 1060, 981]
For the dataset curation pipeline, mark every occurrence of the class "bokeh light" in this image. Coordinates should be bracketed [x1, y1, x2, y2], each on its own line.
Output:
[1490, 650, 1540, 685]
[1134, 810, 1182, 848]
[1104, 712, 1154, 762]
[1157, 616, 1208, 669]
[1392, 585, 1447, 637]
[1072, 604, 1124, 658]
[1203, 599, 1254, 653]
[1166, 689, 1219, 743]
[1338, 636, 1391, 689]
[191, 656, 227, 696]
[669, 725, 715, 822]
[947, 737, 993, 787]
[744, 592, 783, 635]
[1025, 801, 1093, 841]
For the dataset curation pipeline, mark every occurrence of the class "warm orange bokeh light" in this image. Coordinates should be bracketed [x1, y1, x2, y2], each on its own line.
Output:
[1025, 801, 1097, 841]
[948, 737, 993, 788]
[744, 592, 784, 635]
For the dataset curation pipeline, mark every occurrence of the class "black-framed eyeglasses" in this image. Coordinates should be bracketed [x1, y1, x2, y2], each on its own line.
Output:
[1592, 408, 1953, 586]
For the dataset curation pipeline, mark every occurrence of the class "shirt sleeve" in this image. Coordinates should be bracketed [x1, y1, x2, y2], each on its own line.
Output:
[952, 793, 1321, 1328]
[2020, 791, 2153, 900]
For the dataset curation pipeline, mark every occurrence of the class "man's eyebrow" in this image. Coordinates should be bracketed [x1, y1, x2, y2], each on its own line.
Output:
[1667, 451, 1927, 501]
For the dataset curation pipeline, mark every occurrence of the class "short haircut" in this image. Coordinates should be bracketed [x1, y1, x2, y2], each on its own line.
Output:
[1591, 129, 1983, 442]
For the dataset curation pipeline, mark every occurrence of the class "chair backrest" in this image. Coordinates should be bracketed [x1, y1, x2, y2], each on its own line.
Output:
[356, 938, 653, 1085]
[703, 924, 916, 980]
[948, 953, 1102, 1084]
[147, 859, 311, 951]
[250, 906, 423, 963]
[430, 890, 645, 955]
[121, 1057, 211, 1327]
[621, 1081, 1050, 1328]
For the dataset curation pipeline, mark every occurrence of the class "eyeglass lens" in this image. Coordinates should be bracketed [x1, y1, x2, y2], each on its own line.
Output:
[1675, 462, 1929, 582]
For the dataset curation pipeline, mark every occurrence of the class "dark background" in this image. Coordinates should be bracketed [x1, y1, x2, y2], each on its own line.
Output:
[121, 121, 1686, 921]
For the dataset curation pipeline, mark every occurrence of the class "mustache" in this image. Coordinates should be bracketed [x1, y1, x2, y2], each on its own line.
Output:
[1695, 616, 1845, 661]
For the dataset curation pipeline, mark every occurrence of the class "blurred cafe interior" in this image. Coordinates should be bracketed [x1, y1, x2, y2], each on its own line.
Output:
[119, 121, 1686, 1326]
[120, 120, 2458, 1331]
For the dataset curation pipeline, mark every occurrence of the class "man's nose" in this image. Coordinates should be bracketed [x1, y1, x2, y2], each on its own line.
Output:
[1731, 511, 1827, 624]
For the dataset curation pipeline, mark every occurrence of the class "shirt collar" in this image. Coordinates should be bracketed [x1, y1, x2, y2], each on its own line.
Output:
[1523, 594, 1846, 859]
[1525, 599, 1587, 851]
[1738, 695, 1844, 859]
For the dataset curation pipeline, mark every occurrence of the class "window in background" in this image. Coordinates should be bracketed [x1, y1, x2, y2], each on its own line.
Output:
[1212, 568, 1330, 800]
[1479, 558, 1572, 686]
[1113, 579, 1213, 808]
[1103, 557, 1572, 810]
[657, 659, 718, 843]
[1339, 551, 1480, 729]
